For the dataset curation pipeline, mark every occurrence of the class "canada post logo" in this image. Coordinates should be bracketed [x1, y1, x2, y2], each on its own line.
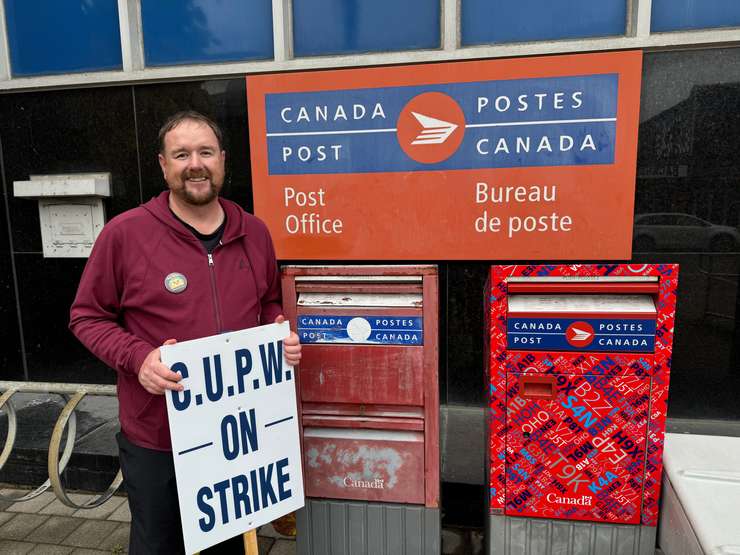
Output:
[565, 321, 594, 348]
[263, 73, 618, 175]
[397, 92, 466, 163]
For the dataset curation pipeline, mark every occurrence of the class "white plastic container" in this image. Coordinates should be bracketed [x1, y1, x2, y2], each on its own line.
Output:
[660, 433, 740, 555]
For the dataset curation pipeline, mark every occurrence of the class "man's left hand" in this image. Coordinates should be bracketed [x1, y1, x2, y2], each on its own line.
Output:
[275, 315, 301, 366]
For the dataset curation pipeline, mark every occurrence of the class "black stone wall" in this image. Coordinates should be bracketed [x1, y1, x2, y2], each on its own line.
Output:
[0, 48, 739, 436]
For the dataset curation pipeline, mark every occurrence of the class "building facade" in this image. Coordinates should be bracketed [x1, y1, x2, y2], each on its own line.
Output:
[1, 0, 739, 531]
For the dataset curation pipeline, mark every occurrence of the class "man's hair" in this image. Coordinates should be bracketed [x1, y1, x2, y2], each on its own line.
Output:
[158, 111, 224, 153]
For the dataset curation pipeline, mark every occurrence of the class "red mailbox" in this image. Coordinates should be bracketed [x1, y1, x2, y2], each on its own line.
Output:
[486, 264, 678, 553]
[282, 265, 440, 553]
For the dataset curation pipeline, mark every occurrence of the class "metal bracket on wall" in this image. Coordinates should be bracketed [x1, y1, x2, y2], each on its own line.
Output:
[0, 381, 122, 509]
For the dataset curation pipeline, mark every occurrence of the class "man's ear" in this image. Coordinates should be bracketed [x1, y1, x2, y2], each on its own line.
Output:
[158, 153, 167, 178]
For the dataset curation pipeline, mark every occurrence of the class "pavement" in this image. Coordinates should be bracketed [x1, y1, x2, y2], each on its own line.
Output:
[0, 393, 667, 555]
[0, 488, 296, 554]
[0, 488, 666, 555]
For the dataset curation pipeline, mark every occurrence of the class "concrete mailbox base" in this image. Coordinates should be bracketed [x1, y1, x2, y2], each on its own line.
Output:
[296, 499, 440, 555]
[488, 515, 656, 555]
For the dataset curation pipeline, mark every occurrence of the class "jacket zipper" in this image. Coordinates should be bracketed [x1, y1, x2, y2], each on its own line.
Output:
[207, 252, 224, 333]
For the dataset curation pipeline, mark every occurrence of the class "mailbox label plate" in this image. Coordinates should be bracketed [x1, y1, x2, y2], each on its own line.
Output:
[507, 317, 656, 352]
[298, 314, 423, 345]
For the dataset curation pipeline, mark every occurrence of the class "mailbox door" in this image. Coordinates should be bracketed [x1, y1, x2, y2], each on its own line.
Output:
[302, 426, 425, 504]
[299, 344, 424, 406]
[505, 371, 651, 524]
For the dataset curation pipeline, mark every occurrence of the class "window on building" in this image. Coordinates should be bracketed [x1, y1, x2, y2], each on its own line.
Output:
[635, 47, 740, 420]
[461, 0, 626, 46]
[140, 0, 273, 66]
[652, 0, 740, 33]
[292, 0, 439, 57]
[4, 0, 122, 76]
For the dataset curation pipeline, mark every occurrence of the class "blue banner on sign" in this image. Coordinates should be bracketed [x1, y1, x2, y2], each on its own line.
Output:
[297, 315, 423, 345]
[265, 74, 618, 174]
[507, 317, 656, 353]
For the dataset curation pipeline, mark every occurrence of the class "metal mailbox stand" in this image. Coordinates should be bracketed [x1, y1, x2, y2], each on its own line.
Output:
[486, 264, 679, 555]
[281, 265, 440, 555]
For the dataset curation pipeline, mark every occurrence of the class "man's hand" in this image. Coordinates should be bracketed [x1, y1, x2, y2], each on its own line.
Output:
[137, 339, 184, 395]
[275, 315, 301, 366]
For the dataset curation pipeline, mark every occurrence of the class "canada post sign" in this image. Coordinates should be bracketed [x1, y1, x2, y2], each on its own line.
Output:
[247, 51, 642, 260]
[507, 317, 657, 353]
[266, 74, 616, 174]
[297, 314, 423, 345]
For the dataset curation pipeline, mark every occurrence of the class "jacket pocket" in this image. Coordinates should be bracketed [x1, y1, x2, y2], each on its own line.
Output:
[133, 392, 157, 420]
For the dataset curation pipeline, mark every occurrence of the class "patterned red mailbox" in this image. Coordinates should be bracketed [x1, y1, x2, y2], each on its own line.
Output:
[282, 265, 440, 554]
[486, 264, 678, 554]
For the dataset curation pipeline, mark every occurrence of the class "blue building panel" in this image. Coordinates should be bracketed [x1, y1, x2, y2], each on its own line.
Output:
[5, 0, 122, 76]
[141, 0, 273, 66]
[462, 0, 626, 45]
[293, 0, 439, 57]
[652, 0, 740, 32]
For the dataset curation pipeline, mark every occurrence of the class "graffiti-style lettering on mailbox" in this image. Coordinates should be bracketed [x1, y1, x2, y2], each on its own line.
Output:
[487, 264, 678, 530]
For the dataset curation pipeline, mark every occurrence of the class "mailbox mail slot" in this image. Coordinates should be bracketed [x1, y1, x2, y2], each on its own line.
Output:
[487, 265, 678, 533]
[282, 265, 439, 511]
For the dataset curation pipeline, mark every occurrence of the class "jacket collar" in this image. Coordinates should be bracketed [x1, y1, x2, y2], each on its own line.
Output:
[142, 191, 248, 243]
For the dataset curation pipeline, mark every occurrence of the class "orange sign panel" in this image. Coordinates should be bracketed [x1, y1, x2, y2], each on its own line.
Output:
[247, 51, 642, 260]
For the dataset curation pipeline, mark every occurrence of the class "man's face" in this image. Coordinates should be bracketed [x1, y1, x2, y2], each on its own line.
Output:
[158, 119, 226, 206]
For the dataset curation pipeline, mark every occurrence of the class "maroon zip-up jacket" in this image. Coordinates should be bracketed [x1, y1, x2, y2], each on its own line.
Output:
[70, 191, 283, 451]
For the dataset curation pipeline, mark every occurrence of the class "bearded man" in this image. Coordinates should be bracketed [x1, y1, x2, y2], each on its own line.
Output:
[70, 111, 301, 554]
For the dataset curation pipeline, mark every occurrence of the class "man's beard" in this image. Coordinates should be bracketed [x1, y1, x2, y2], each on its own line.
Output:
[176, 172, 221, 206]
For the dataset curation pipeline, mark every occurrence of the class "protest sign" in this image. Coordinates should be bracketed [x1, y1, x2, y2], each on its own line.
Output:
[162, 322, 304, 554]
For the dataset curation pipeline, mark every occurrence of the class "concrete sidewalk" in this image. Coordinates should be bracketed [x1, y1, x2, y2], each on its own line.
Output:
[0, 489, 664, 555]
[0, 488, 296, 554]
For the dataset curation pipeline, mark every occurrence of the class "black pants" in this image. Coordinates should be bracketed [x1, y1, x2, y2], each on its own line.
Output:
[117, 432, 244, 554]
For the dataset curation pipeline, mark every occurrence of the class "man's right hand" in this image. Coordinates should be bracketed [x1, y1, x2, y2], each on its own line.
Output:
[137, 339, 183, 394]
